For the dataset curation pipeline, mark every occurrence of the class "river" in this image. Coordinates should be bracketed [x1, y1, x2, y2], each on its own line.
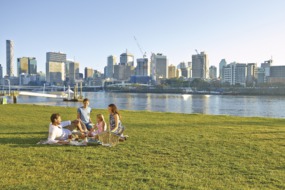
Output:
[9, 92, 285, 118]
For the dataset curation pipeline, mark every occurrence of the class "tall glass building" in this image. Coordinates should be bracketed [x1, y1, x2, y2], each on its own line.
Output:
[17, 57, 29, 76]
[28, 58, 37, 75]
[6, 40, 14, 77]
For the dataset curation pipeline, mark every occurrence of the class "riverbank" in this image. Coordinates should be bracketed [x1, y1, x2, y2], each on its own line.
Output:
[0, 104, 284, 189]
[105, 87, 285, 96]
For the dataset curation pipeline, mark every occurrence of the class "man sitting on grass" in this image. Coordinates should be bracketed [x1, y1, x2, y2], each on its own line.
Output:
[47, 113, 87, 144]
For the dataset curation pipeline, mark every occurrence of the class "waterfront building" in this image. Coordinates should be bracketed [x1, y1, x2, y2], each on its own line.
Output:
[257, 68, 265, 84]
[222, 63, 235, 85]
[192, 52, 209, 79]
[150, 53, 168, 81]
[235, 63, 247, 86]
[6, 40, 14, 77]
[113, 65, 134, 81]
[177, 62, 186, 69]
[17, 57, 29, 76]
[17, 57, 37, 77]
[46, 52, 66, 84]
[0, 64, 3, 85]
[46, 61, 65, 85]
[268, 66, 285, 84]
[209, 65, 217, 79]
[247, 63, 257, 84]
[176, 69, 182, 78]
[168, 65, 176, 78]
[106, 55, 116, 78]
[136, 58, 150, 76]
[0, 64, 3, 79]
[261, 59, 272, 82]
[120, 50, 134, 67]
[222, 62, 247, 86]
[28, 57, 37, 75]
[85, 67, 94, 80]
[219, 59, 227, 79]
[66, 60, 80, 85]
[181, 67, 191, 78]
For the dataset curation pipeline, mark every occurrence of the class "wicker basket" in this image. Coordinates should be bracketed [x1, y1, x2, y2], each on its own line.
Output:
[98, 131, 120, 147]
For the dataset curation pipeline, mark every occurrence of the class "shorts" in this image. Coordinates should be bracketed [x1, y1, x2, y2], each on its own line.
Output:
[84, 122, 94, 131]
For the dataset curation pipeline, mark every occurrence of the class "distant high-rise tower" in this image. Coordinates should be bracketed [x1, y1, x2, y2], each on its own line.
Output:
[6, 40, 14, 77]
[106, 55, 117, 78]
[192, 52, 209, 79]
[17, 57, 37, 76]
[151, 53, 168, 81]
[261, 59, 272, 82]
[247, 63, 257, 84]
[17, 57, 29, 76]
[209, 65, 217, 79]
[120, 50, 134, 66]
[168, 65, 177, 78]
[222, 62, 247, 86]
[0, 64, 3, 79]
[136, 58, 150, 76]
[28, 57, 37, 75]
[46, 52, 66, 84]
[219, 59, 227, 79]
[85, 67, 94, 80]
[66, 60, 80, 85]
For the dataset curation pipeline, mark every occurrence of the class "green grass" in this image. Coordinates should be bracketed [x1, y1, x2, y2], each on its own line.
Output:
[0, 104, 285, 190]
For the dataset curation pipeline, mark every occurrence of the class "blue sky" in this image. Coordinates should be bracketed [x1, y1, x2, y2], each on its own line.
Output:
[0, 0, 285, 74]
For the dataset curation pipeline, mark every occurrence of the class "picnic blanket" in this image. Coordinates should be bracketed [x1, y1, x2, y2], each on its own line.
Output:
[37, 138, 101, 146]
[37, 133, 128, 147]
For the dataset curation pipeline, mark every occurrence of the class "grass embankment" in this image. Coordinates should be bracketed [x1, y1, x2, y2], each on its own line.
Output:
[0, 104, 284, 189]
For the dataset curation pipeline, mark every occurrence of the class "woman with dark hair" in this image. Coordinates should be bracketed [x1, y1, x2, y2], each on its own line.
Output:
[108, 104, 124, 136]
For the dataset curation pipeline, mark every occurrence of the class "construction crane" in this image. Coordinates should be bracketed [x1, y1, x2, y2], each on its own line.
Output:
[195, 49, 199, 55]
[134, 36, 147, 58]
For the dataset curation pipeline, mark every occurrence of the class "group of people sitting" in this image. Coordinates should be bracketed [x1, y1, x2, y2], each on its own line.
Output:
[47, 98, 125, 144]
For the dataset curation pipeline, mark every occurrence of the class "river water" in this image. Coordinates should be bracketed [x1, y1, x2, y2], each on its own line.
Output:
[10, 92, 285, 118]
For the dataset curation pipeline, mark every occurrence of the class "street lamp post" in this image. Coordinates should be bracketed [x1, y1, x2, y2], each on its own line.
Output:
[5, 79, 10, 96]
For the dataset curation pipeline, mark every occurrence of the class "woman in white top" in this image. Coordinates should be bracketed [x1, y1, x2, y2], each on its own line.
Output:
[47, 113, 86, 144]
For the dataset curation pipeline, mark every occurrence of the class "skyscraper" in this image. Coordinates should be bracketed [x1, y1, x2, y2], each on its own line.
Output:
[0, 64, 3, 79]
[17, 57, 29, 76]
[46, 52, 66, 84]
[120, 50, 134, 66]
[113, 65, 133, 81]
[66, 60, 80, 85]
[177, 62, 186, 69]
[235, 63, 247, 85]
[261, 59, 272, 82]
[28, 57, 37, 75]
[106, 55, 116, 78]
[85, 67, 94, 80]
[168, 65, 176, 78]
[247, 63, 257, 84]
[151, 53, 168, 81]
[6, 40, 14, 77]
[192, 52, 209, 79]
[136, 58, 150, 76]
[209, 65, 217, 79]
[222, 63, 236, 85]
[222, 62, 247, 86]
[181, 67, 191, 78]
[219, 59, 227, 79]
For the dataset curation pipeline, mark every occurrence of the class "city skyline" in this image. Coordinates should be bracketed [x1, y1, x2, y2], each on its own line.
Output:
[0, 0, 285, 74]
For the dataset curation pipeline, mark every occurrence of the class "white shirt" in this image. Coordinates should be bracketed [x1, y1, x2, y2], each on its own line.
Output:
[47, 121, 71, 144]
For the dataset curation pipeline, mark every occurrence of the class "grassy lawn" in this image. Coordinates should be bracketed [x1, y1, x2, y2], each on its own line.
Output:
[0, 104, 285, 189]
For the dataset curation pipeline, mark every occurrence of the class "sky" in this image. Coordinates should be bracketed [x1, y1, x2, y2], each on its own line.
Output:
[0, 0, 285, 75]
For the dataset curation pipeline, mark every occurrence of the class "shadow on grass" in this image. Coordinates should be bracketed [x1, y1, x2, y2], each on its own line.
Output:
[0, 137, 42, 145]
[0, 132, 46, 135]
